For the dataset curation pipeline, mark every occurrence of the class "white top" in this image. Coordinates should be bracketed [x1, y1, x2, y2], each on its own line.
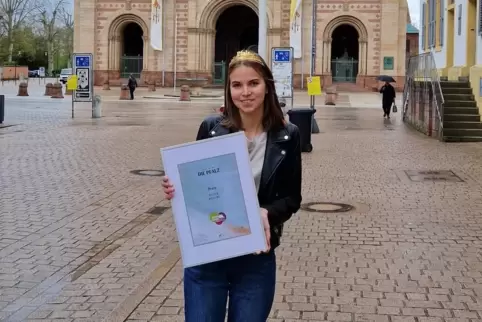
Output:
[246, 132, 267, 193]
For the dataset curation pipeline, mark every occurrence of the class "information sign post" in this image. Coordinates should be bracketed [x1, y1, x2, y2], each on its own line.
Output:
[72, 53, 94, 118]
[271, 47, 294, 113]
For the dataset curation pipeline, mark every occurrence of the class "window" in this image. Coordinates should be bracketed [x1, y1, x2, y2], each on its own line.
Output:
[422, 2, 427, 50]
[458, 4, 462, 36]
[440, 0, 444, 45]
[429, 0, 436, 47]
[406, 39, 411, 53]
[479, 0, 482, 34]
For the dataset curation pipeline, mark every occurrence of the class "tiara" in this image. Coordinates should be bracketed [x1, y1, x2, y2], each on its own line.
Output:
[229, 50, 264, 66]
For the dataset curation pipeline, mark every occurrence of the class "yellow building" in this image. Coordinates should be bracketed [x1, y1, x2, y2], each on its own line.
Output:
[420, 0, 482, 110]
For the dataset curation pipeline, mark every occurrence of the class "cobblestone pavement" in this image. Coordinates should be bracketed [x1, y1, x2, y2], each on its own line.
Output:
[2, 97, 482, 322]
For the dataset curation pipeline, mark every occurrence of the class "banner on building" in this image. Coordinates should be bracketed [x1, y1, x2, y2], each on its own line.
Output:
[290, 0, 302, 59]
[150, 0, 162, 50]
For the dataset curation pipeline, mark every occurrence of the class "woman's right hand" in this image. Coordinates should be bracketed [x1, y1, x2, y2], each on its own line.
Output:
[162, 176, 175, 200]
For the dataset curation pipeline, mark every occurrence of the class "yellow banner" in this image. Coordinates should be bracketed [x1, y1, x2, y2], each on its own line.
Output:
[290, 0, 302, 22]
[67, 75, 78, 90]
[307, 76, 322, 96]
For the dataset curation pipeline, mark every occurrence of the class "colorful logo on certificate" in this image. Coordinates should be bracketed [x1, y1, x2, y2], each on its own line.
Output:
[209, 212, 227, 225]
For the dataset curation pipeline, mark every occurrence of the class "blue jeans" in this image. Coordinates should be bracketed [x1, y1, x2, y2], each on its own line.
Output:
[184, 251, 276, 322]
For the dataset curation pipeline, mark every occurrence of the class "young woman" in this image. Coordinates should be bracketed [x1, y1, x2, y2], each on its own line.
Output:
[161, 50, 302, 322]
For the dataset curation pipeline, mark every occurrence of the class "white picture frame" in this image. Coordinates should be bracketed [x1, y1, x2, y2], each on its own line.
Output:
[160, 132, 267, 268]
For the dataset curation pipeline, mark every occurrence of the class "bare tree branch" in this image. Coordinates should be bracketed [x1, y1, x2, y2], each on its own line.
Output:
[0, 0, 40, 61]
[37, 0, 66, 72]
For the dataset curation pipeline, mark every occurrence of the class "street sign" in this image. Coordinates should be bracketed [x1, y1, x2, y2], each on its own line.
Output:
[38, 67, 45, 77]
[72, 53, 93, 102]
[271, 47, 294, 101]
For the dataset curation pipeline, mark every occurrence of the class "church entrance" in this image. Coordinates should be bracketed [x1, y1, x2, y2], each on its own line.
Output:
[213, 5, 258, 85]
[120, 22, 143, 78]
[330, 24, 359, 83]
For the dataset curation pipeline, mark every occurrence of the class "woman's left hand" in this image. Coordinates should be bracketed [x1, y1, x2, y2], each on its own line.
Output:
[255, 208, 271, 255]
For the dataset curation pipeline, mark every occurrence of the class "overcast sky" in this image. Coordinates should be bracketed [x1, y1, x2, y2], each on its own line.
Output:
[408, 0, 420, 28]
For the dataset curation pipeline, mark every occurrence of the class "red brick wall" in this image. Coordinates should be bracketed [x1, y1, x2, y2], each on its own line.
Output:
[406, 34, 419, 58]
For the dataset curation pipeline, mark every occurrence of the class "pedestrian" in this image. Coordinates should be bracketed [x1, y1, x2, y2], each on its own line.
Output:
[161, 50, 302, 322]
[128, 74, 137, 100]
[379, 81, 396, 118]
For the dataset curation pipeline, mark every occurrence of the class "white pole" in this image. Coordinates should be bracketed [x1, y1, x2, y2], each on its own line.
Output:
[173, 14, 178, 92]
[258, 0, 267, 61]
[309, 0, 315, 108]
[162, 0, 166, 87]
[300, 8, 304, 89]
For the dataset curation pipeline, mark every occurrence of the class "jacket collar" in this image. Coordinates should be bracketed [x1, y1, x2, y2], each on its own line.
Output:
[209, 120, 290, 191]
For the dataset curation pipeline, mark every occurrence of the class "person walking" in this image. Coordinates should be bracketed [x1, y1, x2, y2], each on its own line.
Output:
[127, 74, 137, 100]
[161, 50, 303, 322]
[379, 81, 396, 118]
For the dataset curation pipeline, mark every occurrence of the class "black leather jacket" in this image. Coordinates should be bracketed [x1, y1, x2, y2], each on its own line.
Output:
[196, 115, 302, 250]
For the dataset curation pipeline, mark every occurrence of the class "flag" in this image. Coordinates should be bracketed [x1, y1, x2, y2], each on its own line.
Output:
[290, 0, 302, 23]
[150, 0, 162, 50]
[290, 0, 302, 58]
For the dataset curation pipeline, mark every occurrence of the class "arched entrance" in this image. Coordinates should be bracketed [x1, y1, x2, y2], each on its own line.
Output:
[107, 14, 148, 80]
[120, 22, 143, 78]
[213, 5, 258, 84]
[322, 16, 369, 84]
[331, 24, 359, 83]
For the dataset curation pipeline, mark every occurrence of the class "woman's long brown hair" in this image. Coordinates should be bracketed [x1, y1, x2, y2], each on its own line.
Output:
[221, 52, 285, 132]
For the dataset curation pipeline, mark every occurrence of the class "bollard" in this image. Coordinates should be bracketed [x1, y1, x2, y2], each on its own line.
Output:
[51, 83, 64, 98]
[17, 82, 29, 96]
[324, 86, 337, 106]
[0, 95, 4, 124]
[148, 81, 156, 92]
[119, 85, 130, 100]
[93, 95, 102, 118]
[179, 85, 191, 101]
[45, 83, 53, 96]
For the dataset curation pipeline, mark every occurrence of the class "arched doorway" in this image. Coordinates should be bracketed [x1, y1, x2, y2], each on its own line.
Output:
[213, 5, 258, 84]
[120, 22, 143, 78]
[331, 24, 359, 83]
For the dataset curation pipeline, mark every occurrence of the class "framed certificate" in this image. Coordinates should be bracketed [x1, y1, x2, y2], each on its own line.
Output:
[160, 132, 267, 268]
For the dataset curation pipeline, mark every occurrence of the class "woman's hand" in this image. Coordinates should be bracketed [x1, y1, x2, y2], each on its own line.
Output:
[162, 176, 175, 200]
[255, 208, 271, 255]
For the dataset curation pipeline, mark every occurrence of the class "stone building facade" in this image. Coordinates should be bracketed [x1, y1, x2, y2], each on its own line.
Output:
[74, 0, 409, 89]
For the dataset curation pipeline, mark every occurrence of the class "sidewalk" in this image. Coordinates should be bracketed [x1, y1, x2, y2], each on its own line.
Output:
[1, 82, 402, 109]
[2, 99, 482, 322]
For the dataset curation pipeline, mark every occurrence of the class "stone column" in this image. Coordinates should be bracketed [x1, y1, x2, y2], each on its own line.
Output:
[206, 30, 215, 74]
[358, 41, 367, 75]
[114, 36, 121, 71]
[142, 36, 149, 70]
[323, 40, 332, 73]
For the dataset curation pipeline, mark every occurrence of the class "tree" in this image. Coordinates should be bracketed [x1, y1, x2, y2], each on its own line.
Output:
[0, 0, 38, 62]
[60, 7, 72, 67]
[38, 0, 66, 72]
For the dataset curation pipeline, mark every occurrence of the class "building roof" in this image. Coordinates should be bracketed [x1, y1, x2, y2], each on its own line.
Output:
[406, 23, 419, 34]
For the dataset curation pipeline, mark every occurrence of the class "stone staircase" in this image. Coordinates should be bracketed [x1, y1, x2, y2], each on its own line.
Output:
[441, 81, 482, 142]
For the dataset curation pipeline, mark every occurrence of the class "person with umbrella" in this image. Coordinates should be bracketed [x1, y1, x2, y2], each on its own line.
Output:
[377, 75, 396, 118]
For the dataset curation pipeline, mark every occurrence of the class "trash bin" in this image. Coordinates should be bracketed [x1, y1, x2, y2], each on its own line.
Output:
[287, 108, 316, 153]
[0, 95, 4, 124]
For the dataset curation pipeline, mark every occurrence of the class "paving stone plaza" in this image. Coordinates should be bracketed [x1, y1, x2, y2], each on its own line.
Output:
[2, 81, 482, 322]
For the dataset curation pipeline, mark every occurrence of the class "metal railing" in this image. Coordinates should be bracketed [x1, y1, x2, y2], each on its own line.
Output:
[403, 52, 445, 139]
[331, 58, 359, 83]
[120, 56, 143, 78]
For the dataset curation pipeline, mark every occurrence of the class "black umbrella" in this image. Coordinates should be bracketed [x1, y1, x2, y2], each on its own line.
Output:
[377, 75, 396, 82]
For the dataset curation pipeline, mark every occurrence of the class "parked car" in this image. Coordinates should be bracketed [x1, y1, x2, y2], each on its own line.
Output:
[59, 68, 72, 84]
[28, 70, 40, 77]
